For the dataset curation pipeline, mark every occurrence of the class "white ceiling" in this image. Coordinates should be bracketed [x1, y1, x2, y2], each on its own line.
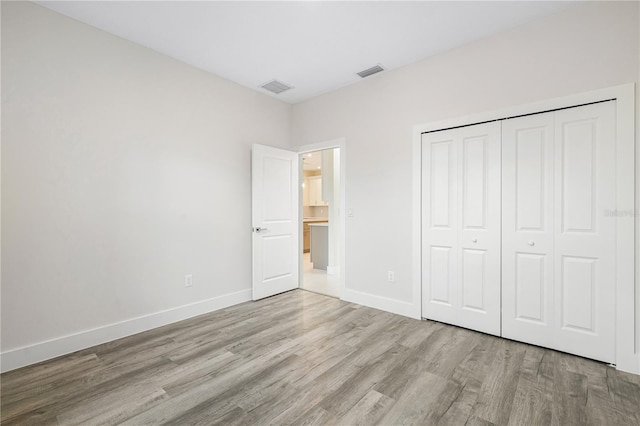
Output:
[302, 150, 324, 171]
[36, 1, 576, 104]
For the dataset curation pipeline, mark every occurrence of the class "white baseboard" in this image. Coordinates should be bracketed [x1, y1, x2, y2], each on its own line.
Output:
[342, 288, 420, 320]
[326, 265, 339, 275]
[0, 289, 251, 373]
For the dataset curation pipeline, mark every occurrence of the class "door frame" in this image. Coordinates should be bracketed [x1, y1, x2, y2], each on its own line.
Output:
[297, 138, 346, 299]
[412, 83, 637, 374]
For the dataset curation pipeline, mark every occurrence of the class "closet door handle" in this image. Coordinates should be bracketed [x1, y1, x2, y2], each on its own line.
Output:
[528, 241, 535, 246]
[471, 238, 478, 243]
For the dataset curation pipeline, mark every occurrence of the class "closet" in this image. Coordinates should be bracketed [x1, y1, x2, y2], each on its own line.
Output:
[421, 101, 617, 363]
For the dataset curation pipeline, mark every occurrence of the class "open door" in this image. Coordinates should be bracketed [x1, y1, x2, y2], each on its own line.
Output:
[252, 144, 299, 300]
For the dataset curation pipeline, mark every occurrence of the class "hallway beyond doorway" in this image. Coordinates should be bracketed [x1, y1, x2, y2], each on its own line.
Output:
[302, 252, 339, 298]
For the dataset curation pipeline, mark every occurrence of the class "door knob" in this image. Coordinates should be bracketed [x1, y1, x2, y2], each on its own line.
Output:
[528, 241, 535, 246]
[471, 238, 478, 243]
[253, 227, 269, 233]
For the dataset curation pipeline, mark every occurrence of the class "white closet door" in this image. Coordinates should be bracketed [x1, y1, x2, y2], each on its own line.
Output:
[502, 102, 616, 363]
[422, 122, 501, 336]
[502, 112, 555, 345]
[422, 128, 458, 327]
[553, 102, 616, 362]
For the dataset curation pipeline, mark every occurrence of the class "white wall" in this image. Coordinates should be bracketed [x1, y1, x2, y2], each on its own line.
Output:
[291, 2, 639, 316]
[1, 2, 291, 369]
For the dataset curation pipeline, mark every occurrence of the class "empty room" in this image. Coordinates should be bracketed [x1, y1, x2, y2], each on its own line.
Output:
[2, 1, 640, 424]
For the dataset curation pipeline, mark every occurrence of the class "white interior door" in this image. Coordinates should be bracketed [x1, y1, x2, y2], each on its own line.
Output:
[252, 144, 299, 300]
[421, 122, 501, 336]
[502, 102, 616, 363]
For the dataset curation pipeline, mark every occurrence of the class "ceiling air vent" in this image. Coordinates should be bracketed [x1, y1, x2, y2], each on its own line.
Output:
[357, 64, 384, 78]
[260, 79, 293, 94]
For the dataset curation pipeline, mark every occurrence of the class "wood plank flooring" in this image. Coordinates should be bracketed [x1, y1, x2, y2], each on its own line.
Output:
[2, 290, 639, 425]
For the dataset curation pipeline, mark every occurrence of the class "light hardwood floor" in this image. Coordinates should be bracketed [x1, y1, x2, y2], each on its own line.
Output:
[2, 290, 639, 425]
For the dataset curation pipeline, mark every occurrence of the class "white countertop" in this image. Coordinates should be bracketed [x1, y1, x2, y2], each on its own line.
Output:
[308, 222, 329, 227]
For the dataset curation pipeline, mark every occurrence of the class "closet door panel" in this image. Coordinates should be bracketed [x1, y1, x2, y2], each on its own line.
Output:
[502, 112, 555, 346]
[429, 246, 454, 306]
[553, 102, 615, 363]
[503, 101, 616, 363]
[515, 127, 547, 231]
[560, 119, 596, 233]
[514, 253, 547, 324]
[462, 135, 487, 229]
[461, 248, 487, 311]
[422, 130, 460, 324]
[421, 123, 501, 336]
[430, 141, 455, 229]
[458, 123, 501, 335]
[560, 255, 597, 332]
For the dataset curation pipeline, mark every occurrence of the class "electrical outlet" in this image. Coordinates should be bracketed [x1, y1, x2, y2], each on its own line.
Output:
[387, 271, 395, 282]
[185, 274, 193, 287]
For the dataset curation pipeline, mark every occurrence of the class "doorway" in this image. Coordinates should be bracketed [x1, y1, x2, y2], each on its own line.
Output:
[251, 138, 345, 303]
[298, 144, 343, 298]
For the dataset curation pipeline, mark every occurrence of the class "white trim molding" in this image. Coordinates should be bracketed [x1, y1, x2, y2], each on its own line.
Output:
[0, 289, 251, 373]
[326, 265, 339, 275]
[413, 83, 637, 375]
[342, 288, 418, 319]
